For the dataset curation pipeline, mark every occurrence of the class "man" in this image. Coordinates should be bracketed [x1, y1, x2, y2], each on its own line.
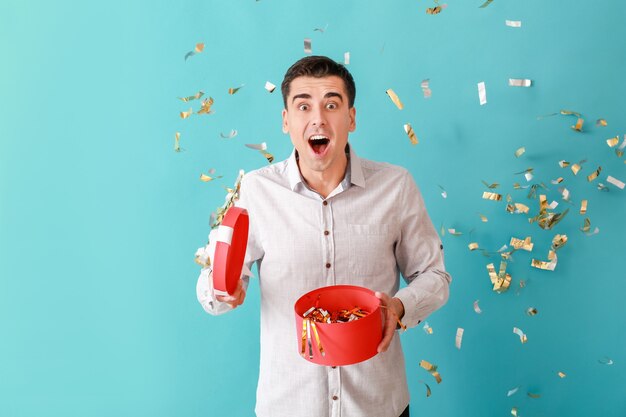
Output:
[197, 55, 451, 417]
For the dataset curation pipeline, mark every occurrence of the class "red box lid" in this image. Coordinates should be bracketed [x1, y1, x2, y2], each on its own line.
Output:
[212, 207, 249, 295]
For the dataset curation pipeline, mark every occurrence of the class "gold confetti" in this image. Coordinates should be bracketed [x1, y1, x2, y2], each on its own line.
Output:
[531, 250, 557, 271]
[559, 187, 570, 201]
[178, 90, 204, 102]
[571, 163, 582, 175]
[478, 213, 488, 222]
[473, 300, 482, 314]
[483, 191, 502, 201]
[505, 20, 522, 27]
[510, 237, 533, 251]
[197, 97, 215, 115]
[180, 108, 193, 119]
[607, 175, 625, 189]
[514, 147, 526, 157]
[526, 307, 538, 316]
[200, 173, 223, 182]
[509, 78, 532, 87]
[421, 381, 432, 397]
[477, 81, 487, 105]
[386, 89, 404, 110]
[228, 85, 244, 95]
[580, 200, 587, 214]
[527, 392, 541, 399]
[506, 202, 529, 214]
[580, 218, 591, 233]
[421, 79, 432, 98]
[455, 328, 464, 349]
[210, 170, 245, 229]
[558, 371, 566, 378]
[426, 6, 443, 14]
[220, 129, 238, 139]
[529, 195, 569, 230]
[438, 185, 447, 198]
[447, 228, 462, 236]
[423, 322, 434, 334]
[607, 136, 619, 147]
[486, 262, 511, 293]
[174, 132, 182, 152]
[265, 81, 276, 93]
[419, 360, 442, 383]
[245, 142, 274, 164]
[344, 52, 350, 65]
[304, 38, 312, 54]
[596, 119, 607, 126]
[511, 407, 519, 417]
[404, 123, 419, 145]
[559, 160, 570, 168]
[513, 327, 528, 343]
[468, 242, 479, 251]
[479, 0, 493, 8]
[587, 166, 601, 182]
[572, 117, 584, 132]
[184, 42, 205, 61]
[551, 177, 564, 184]
[552, 234, 568, 250]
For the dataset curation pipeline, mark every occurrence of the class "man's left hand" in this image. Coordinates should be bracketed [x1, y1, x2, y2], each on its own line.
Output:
[375, 291, 405, 353]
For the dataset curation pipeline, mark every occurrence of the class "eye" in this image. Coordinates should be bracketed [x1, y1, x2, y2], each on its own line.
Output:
[326, 102, 338, 110]
[298, 103, 309, 111]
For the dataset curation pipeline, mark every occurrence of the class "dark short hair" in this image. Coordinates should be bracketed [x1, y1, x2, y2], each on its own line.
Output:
[281, 55, 356, 108]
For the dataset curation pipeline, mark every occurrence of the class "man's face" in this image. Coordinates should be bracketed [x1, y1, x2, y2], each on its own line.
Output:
[282, 76, 356, 179]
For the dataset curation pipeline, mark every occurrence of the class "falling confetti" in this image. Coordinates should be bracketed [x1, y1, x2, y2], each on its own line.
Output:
[180, 108, 193, 119]
[184, 42, 205, 61]
[580, 200, 588, 214]
[386, 89, 404, 110]
[526, 307, 538, 316]
[596, 119, 608, 126]
[245, 142, 274, 164]
[513, 327, 528, 344]
[510, 237, 533, 251]
[507, 387, 520, 397]
[598, 357, 614, 365]
[174, 132, 182, 152]
[473, 300, 482, 314]
[197, 97, 215, 115]
[404, 123, 419, 145]
[558, 371, 566, 378]
[486, 261, 511, 293]
[423, 322, 434, 334]
[178, 90, 204, 102]
[468, 242, 479, 251]
[455, 328, 464, 349]
[438, 185, 447, 198]
[344, 52, 350, 65]
[479, 0, 493, 8]
[587, 166, 602, 182]
[265, 81, 276, 93]
[509, 78, 532, 87]
[304, 38, 312, 54]
[478, 213, 488, 222]
[421, 79, 432, 98]
[477, 81, 487, 105]
[607, 175, 625, 189]
[200, 172, 223, 182]
[482, 191, 502, 201]
[514, 147, 526, 157]
[505, 20, 522, 27]
[220, 129, 238, 139]
[420, 360, 442, 383]
[420, 381, 432, 397]
[607, 136, 619, 147]
[228, 85, 244, 95]
[313, 24, 328, 33]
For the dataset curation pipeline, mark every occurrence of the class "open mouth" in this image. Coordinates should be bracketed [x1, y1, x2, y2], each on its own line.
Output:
[308, 135, 330, 155]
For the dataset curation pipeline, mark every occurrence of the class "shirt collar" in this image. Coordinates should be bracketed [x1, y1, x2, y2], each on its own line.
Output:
[286, 143, 366, 192]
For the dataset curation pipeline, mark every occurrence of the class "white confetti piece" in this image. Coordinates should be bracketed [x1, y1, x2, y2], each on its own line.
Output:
[505, 20, 522, 27]
[264, 81, 276, 93]
[509, 78, 532, 87]
[304, 38, 312, 54]
[344, 52, 350, 65]
[455, 328, 464, 349]
[478, 81, 487, 105]
[607, 175, 625, 189]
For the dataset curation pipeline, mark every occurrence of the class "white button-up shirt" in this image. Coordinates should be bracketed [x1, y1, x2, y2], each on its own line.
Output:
[197, 145, 451, 417]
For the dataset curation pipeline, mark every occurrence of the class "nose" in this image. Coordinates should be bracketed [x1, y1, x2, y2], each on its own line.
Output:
[310, 106, 326, 127]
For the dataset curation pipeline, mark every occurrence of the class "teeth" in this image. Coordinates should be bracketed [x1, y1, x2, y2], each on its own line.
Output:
[309, 135, 328, 141]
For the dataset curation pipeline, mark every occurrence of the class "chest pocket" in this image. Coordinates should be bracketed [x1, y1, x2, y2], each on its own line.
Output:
[348, 223, 394, 280]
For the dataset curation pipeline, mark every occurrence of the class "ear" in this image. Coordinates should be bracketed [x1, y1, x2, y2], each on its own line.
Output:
[348, 107, 356, 132]
[282, 108, 289, 134]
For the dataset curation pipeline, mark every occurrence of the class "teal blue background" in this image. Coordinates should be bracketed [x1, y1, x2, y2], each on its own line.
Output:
[1, 1, 624, 416]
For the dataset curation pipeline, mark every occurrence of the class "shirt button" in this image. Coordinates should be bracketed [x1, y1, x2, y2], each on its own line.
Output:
[332, 395, 338, 401]
[326, 263, 331, 268]
[324, 230, 330, 236]
[323, 200, 328, 206]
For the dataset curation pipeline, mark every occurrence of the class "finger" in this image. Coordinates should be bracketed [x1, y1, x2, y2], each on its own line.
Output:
[377, 310, 396, 353]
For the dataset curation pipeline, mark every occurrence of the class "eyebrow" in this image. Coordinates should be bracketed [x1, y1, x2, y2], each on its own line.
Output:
[291, 92, 344, 104]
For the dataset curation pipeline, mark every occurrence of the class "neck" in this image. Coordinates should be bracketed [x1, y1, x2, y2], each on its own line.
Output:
[299, 155, 348, 199]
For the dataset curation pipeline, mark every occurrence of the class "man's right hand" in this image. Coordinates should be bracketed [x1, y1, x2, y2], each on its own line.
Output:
[216, 278, 246, 309]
